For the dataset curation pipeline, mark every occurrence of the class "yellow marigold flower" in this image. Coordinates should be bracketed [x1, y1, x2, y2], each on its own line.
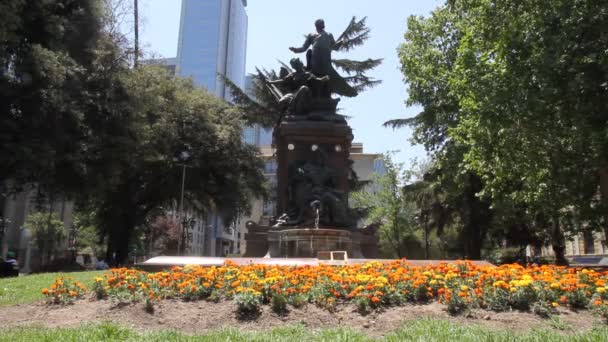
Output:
[597, 287, 606, 294]
[550, 283, 560, 289]
[460, 285, 469, 292]
[551, 302, 559, 307]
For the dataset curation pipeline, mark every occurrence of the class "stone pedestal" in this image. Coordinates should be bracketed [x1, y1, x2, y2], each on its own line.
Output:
[240, 118, 380, 259]
[242, 222, 269, 257]
[274, 120, 353, 219]
[268, 228, 358, 258]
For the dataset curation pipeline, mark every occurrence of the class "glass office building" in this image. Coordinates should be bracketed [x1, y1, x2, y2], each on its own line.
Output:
[176, 0, 248, 99]
[242, 75, 273, 146]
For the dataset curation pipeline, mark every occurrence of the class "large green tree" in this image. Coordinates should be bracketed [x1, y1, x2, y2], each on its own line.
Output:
[389, 0, 608, 263]
[386, 6, 494, 259]
[448, 0, 607, 264]
[0, 0, 104, 197]
[89, 66, 266, 263]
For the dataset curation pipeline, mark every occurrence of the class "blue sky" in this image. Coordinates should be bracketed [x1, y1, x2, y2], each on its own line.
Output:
[136, 0, 442, 167]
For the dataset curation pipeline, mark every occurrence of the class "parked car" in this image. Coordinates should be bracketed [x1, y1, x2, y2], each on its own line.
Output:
[0, 259, 19, 277]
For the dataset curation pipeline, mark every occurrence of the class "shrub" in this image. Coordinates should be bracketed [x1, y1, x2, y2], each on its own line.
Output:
[234, 291, 261, 316]
[288, 293, 308, 308]
[42, 277, 87, 304]
[271, 293, 287, 314]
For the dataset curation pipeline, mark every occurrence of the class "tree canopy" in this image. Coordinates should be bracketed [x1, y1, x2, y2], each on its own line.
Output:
[387, 0, 608, 262]
[1, 0, 268, 264]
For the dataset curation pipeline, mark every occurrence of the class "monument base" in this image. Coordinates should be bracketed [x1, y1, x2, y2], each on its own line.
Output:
[267, 228, 359, 258]
[243, 221, 380, 259]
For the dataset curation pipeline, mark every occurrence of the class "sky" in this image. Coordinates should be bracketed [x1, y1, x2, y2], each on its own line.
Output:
[135, 0, 443, 167]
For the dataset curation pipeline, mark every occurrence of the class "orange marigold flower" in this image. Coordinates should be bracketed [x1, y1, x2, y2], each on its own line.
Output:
[41, 288, 49, 295]
[371, 296, 380, 304]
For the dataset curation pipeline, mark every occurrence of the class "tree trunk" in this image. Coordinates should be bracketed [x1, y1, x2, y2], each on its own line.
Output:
[599, 166, 608, 251]
[551, 214, 569, 266]
[461, 173, 490, 260]
[43, 195, 55, 269]
[423, 216, 430, 259]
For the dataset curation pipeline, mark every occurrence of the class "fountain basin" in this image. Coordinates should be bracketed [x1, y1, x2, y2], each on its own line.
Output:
[267, 228, 364, 258]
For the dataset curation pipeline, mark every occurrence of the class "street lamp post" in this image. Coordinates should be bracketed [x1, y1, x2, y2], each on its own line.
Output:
[177, 164, 186, 255]
[175, 151, 190, 256]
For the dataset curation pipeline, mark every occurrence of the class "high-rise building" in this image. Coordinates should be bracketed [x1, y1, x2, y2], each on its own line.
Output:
[176, 0, 248, 99]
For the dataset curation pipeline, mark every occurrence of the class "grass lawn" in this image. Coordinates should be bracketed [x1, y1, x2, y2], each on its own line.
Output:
[0, 270, 104, 306]
[1, 319, 608, 342]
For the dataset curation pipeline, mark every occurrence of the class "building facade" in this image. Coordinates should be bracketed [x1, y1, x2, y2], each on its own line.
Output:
[529, 231, 608, 261]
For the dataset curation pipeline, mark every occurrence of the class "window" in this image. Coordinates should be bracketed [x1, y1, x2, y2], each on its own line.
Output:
[264, 160, 277, 174]
[584, 229, 595, 255]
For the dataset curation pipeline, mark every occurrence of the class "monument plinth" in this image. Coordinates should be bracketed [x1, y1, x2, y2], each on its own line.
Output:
[243, 18, 379, 259]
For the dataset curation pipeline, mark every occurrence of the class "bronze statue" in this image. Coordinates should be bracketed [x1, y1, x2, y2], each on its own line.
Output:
[289, 19, 357, 98]
[267, 58, 329, 115]
[275, 149, 350, 228]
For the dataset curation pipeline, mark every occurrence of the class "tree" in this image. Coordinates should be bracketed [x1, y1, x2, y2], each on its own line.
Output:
[147, 214, 180, 255]
[72, 210, 106, 256]
[402, 163, 452, 260]
[389, 1, 607, 264]
[351, 155, 418, 258]
[23, 212, 66, 267]
[88, 65, 267, 264]
[445, 0, 606, 264]
[223, 17, 383, 127]
[0, 0, 105, 197]
[386, 6, 494, 260]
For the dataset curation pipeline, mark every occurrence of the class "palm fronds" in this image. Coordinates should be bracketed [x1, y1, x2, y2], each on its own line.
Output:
[332, 58, 383, 75]
[334, 17, 371, 52]
[382, 117, 418, 129]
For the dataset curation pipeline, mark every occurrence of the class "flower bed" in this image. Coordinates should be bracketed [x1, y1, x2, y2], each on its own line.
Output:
[42, 260, 608, 318]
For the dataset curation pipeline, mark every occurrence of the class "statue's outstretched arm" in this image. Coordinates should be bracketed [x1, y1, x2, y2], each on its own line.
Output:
[289, 35, 312, 53]
[307, 74, 329, 82]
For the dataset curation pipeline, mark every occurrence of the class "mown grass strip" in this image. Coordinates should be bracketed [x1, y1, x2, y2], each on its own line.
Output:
[0, 270, 104, 306]
[1, 319, 608, 342]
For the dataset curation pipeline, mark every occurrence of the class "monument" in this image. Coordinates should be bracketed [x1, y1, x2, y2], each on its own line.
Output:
[244, 19, 379, 259]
